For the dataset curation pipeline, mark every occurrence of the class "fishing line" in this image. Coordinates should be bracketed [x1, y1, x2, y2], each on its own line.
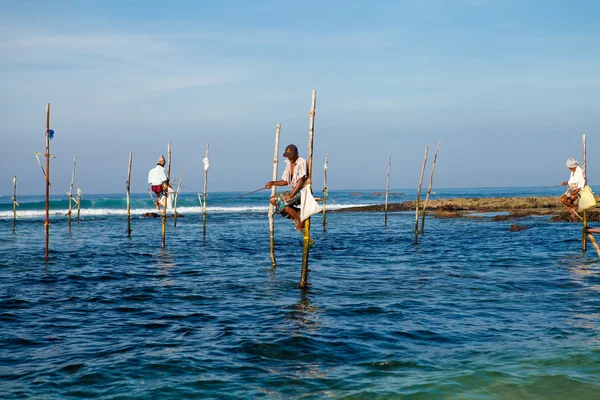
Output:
[175, 184, 204, 192]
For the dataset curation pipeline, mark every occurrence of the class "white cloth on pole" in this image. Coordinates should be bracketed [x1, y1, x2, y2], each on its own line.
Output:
[300, 185, 322, 221]
[203, 157, 210, 171]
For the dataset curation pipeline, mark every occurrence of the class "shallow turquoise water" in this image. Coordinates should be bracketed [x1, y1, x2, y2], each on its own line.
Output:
[1, 188, 599, 398]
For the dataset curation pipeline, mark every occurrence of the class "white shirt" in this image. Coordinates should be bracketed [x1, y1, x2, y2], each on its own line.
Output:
[148, 165, 167, 185]
[568, 166, 585, 189]
[281, 157, 307, 189]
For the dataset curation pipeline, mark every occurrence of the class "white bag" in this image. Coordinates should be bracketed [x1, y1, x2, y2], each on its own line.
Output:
[158, 187, 177, 209]
[300, 185, 322, 221]
[578, 185, 596, 211]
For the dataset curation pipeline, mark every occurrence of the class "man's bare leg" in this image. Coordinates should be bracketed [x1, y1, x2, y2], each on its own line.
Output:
[285, 206, 304, 231]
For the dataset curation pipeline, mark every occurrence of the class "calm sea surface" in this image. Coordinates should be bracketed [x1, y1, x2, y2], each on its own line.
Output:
[1, 188, 599, 399]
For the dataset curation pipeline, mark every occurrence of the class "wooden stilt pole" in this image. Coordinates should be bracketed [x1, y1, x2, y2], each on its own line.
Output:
[76, 188, 81, 223]
[162, 143, 170, 248]
[587, 233, 600, 257]
[202, 142, 210, 238]
[67, 154, 77, 227]
[197, 192, 204, 235]
[322, 154, 328, 232]
[384, 152, 391, 226]
[300, 90, 316, 289]
[582, 134, 587, 252]
[44, 103, 51, 261]
[161, 193, 167, 248]
[414, 146, 429, 245]
[421, 142, 441, 234]
[203, 142, 209, 215]
[174, 179, 181, 228]
[12, 175, 18, 232]
[167, 143, 172, 182]
[269, 124, 281, 267]
[126, 152, 132, 236]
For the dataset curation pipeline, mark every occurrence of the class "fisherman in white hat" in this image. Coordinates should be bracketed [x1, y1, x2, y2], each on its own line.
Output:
[560, 157, 585, 219]
[148, 155, 168, 210]
[265, 144, 307, 231]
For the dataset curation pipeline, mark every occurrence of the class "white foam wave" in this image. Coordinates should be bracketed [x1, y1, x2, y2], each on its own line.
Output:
[0, 203, 371, 219]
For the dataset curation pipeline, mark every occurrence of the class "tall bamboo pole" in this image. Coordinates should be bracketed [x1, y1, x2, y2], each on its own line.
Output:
[12, 175, 18, 232]
[414, 146, 429, 245]
[384, 152, 391, 226]
[161, 191, 167, 248]
[269, 124, 281, 267]
[76, 188, 81, 223]
[421, 142, 441, 234]
[126, 152, 132, 236]
[203, 142, 209, 214]
[67, 154, 77, 226]
[167, 143, 172, 182]
[300, 90, 316, 289]
[582, 134, 587, 252]
[322, 154, 328, 232]
[202, 141, 210, 238]
[173, 179, 181, 227]
[162, 144, 169, 248]
[44, 103, 51, 261]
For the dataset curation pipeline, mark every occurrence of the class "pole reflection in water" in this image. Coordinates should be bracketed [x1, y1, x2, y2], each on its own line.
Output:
[154, 248, 176, 286]
[281, 290, 328, 380]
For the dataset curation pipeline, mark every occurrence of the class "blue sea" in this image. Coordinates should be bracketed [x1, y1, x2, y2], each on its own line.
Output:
[1, 187, 600, 399]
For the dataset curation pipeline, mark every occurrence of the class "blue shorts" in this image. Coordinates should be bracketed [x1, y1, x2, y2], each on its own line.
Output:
[275, 191, 301, 217]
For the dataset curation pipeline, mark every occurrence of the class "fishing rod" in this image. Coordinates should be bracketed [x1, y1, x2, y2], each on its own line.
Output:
[147, 184, 268, 206]
[534, 184, 563, 191]
[210, 187, 268, 206]
[171, 155, 201, 183]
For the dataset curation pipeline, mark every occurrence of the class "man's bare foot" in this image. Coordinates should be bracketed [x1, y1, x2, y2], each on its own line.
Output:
[155, 201, 160, 210]
[570, 209, 583, 220]
[295, 223, 305, 232]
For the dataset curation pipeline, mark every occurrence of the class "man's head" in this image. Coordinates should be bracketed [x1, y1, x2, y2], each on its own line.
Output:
[158, 155, 166, 166]
[283, 144, 298, 161]
[566, 158, 579, 170]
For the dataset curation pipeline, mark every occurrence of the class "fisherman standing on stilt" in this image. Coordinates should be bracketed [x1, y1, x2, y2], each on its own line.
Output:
[148, 155, 168, 210]
[265, 144, 307, 231]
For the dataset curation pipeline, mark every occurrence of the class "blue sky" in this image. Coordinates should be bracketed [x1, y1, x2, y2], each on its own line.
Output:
[2, 0, 599, 195]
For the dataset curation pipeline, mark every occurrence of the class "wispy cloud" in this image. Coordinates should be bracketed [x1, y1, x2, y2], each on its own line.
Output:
[0, 17, 248, 102]
[231, 30, 391, 50]
[145, 75, 241, 93]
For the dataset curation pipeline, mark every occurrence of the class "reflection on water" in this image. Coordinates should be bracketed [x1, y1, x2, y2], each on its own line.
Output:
[565, 259, 600, 339]
[279, 290, 328, 380]
[286, 290, 322, 334]
[154, 248, 175, 286]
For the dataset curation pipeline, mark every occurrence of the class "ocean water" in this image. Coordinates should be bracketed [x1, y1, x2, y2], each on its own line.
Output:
[1, 188, 600, 399]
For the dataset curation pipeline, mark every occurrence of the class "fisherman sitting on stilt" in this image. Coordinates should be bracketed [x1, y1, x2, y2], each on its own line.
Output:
[148, 155, 169, 210]
[560, 157, 585, 220]
[265, 144, 307, 231]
